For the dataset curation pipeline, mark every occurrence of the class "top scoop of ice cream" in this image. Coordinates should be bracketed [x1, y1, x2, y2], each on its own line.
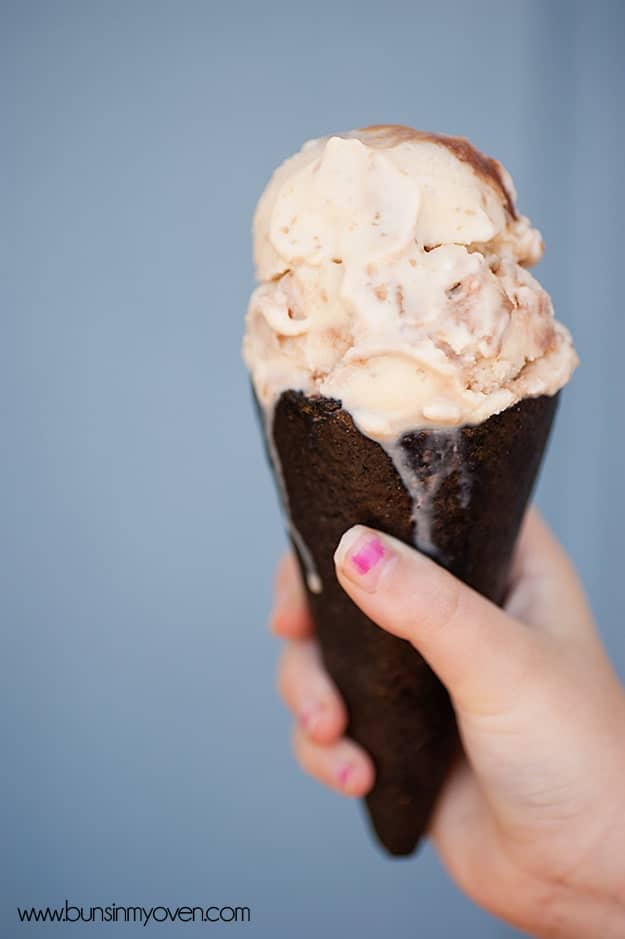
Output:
[243, 125, 577, 437]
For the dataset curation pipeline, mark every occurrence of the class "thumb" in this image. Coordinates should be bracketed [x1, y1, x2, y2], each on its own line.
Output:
[334, 526, 543, 718]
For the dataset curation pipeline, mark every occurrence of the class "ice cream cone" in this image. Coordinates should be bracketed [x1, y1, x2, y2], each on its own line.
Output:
[243, 124, 577, 857]
[260, 389, 558, 855]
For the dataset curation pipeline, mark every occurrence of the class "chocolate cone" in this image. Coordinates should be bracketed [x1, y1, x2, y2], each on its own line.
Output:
[260, 389, 559, 855]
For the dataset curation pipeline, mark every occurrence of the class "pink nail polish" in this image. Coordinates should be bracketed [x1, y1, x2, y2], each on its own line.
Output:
[350, 536, 385, 575]
[336, 763, 352, 788]
[335, 528, 393, 591]
[300, 703, 323, 732]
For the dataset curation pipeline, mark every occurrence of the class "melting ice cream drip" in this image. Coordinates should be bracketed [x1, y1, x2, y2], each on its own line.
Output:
[286, 522, 323, 595]
[263, 401, 323, 594]
[383, 428, 473, 558]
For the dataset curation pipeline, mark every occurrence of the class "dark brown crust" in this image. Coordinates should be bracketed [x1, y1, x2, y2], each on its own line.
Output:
[357, 124, 517, 219]
[262, 391, 558, 855]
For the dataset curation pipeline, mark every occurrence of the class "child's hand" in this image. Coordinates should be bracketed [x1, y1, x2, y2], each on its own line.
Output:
[270, 508, 625, 938]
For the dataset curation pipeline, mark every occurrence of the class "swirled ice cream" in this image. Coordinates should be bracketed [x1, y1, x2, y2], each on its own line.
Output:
[243, 125, 577, 439]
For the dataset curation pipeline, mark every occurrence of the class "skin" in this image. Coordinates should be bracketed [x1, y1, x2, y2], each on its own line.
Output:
[269, 508, 625, 938]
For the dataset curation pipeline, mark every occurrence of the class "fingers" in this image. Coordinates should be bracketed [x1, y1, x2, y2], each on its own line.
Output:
[277, 638, 347, 744]
[276, 636, 375, 796]
[291, 726, 375, 797]
[334, 526, 543, 718]
[506, 507, 594, 637]
[269, 552, 313, 639]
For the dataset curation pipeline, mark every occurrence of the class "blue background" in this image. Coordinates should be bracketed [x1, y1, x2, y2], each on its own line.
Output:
[2, 1, 624, 936]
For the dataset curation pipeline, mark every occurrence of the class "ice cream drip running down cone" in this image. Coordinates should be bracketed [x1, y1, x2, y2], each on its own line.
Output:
[243, 126, 577, 855]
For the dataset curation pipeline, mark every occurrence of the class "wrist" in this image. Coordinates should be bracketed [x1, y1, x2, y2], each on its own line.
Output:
[536, 877, 625, 939]
[536, 819, 625, 939]
[542, 751, 625, 938]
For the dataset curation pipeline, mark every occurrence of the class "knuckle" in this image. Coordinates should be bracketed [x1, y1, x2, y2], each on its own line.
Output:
[270, 609, 292, 639]
[420, 574, 462, 639]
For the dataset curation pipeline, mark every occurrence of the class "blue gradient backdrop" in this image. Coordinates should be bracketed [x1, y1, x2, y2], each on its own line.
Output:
[2, 1, 624, 936]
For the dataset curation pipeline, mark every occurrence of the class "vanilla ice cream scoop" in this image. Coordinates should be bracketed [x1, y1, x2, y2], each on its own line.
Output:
[243, 125, 577, 438]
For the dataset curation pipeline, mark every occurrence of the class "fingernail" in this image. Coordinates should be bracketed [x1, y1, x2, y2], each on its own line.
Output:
[336, 761, 361, 795]
[336, 763, 353, 788]
[334, 527, 392, 591]
[299, 703, 320, 732]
